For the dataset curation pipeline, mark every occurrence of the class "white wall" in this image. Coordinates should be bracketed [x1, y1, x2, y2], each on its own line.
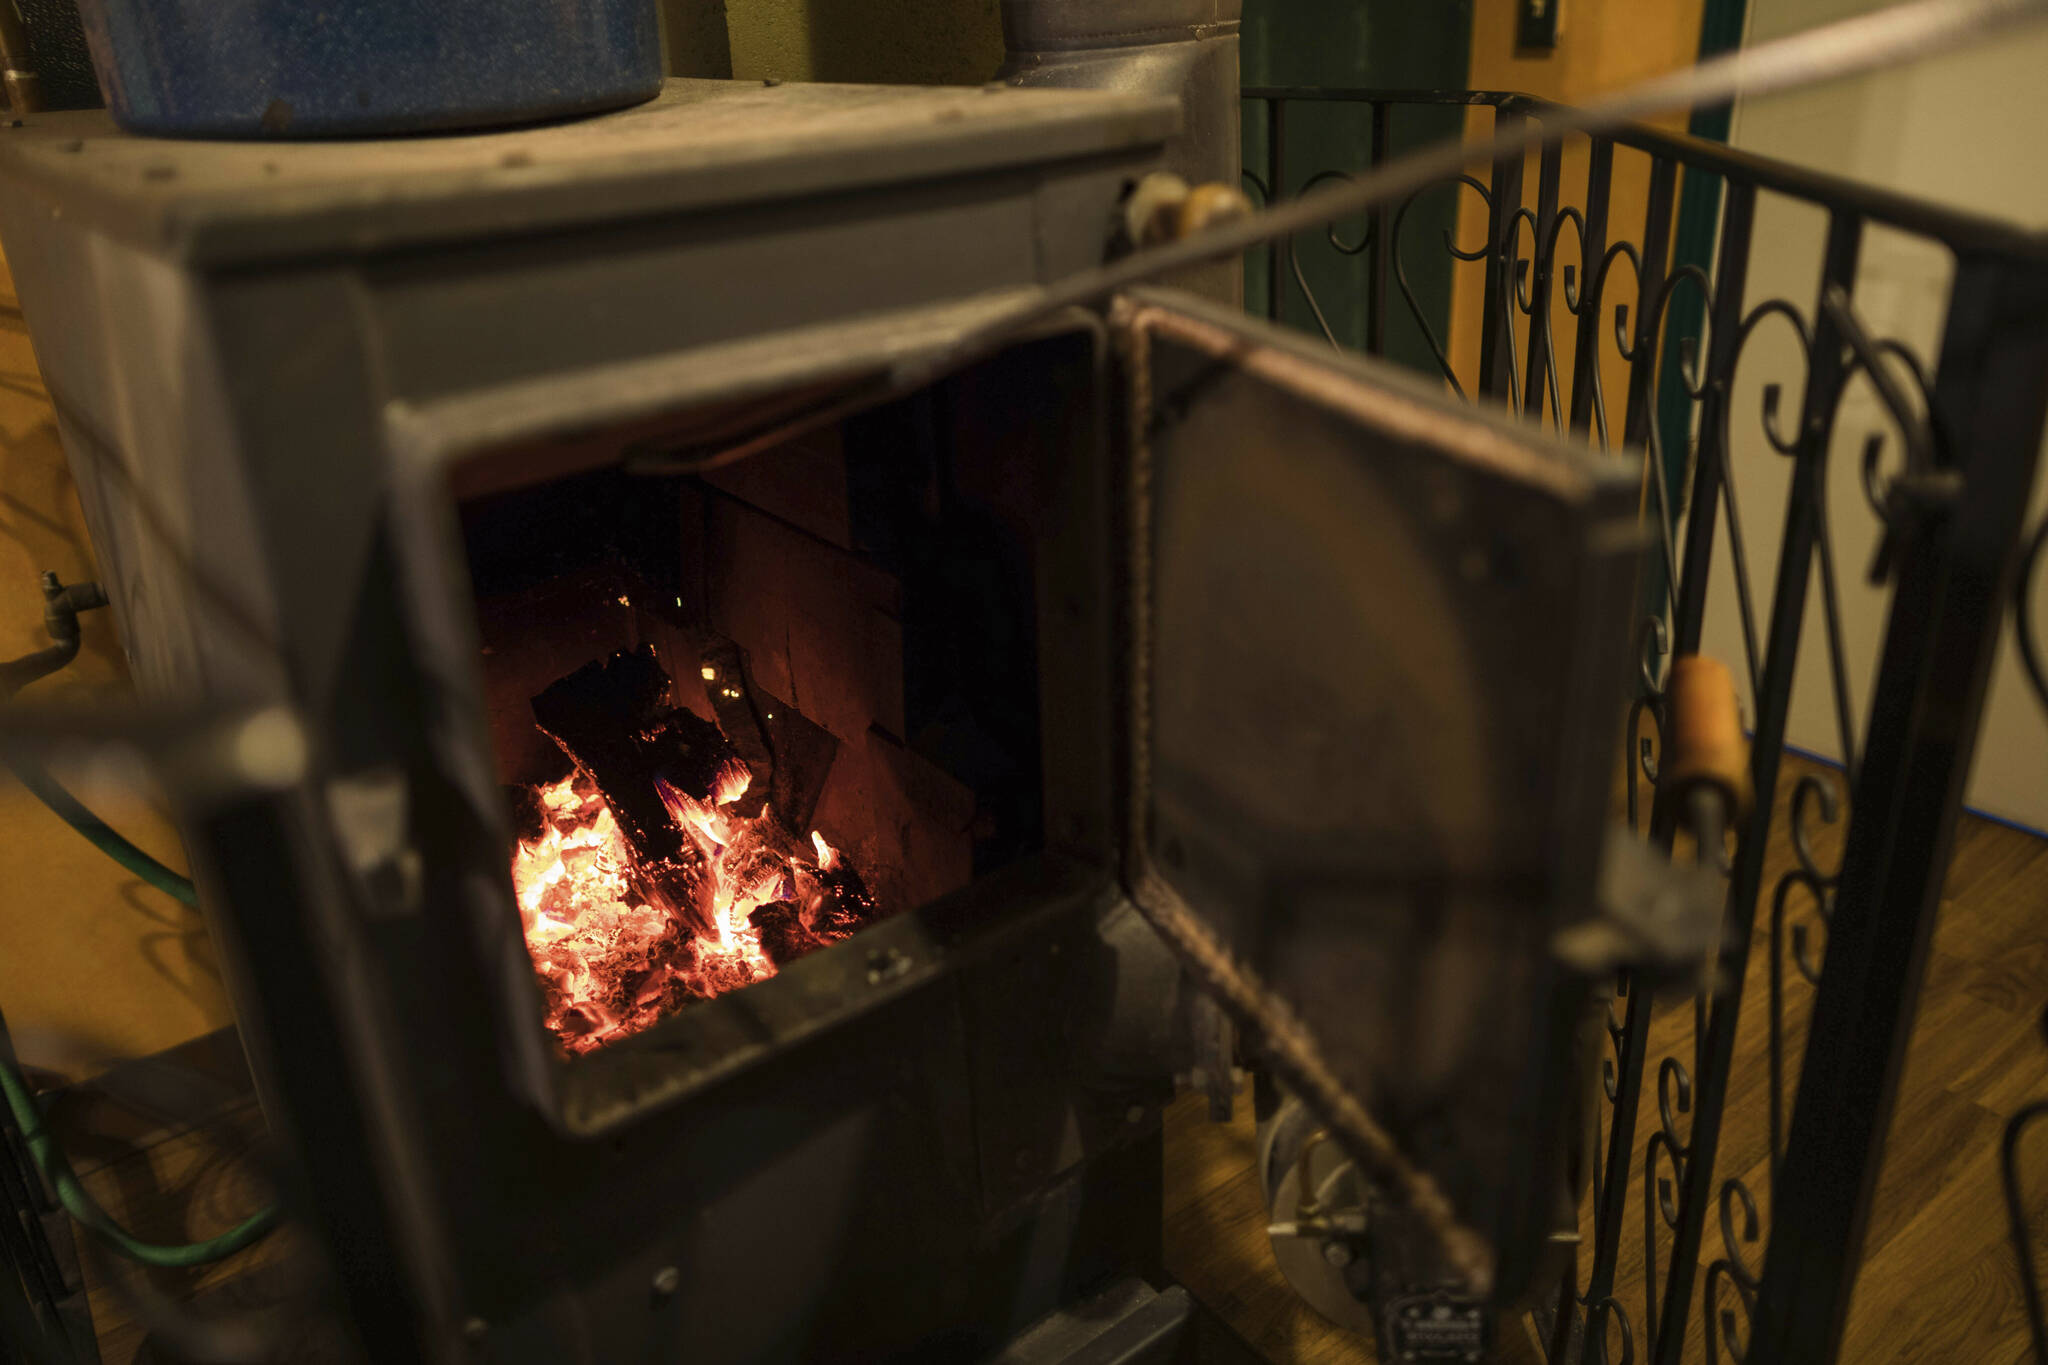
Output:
[1695, 0, 2048, 830]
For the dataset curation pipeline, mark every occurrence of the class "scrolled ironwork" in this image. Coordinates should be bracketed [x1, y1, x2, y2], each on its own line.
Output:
[1633, 264, 1717, 404]
[1239, 85, 2048, 1365]
[1551, 206, 1591, 313]
[2021, 514, 2048, 722]
[1390, 173, 1494, 398]
[1628, 613, 1671, 834]
[1575, 237, 1650, 450]
[1822, 288, 1954, 584]
[1240, 165, 1350, 353]
[1584, 1294, 1637, 1365]
[1298, 168, 1374, 256]
[1707, 1178, 1762, 1362]
[1506, 204, 1568, 425]
[2005, 1089, 2048, 1364]
[1705, 1257, 1756, 1364]
[1546, 204, 1622, 446]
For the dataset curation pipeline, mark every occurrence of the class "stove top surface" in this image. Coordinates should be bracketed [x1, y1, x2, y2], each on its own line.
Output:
[0, 78, 1178, 266]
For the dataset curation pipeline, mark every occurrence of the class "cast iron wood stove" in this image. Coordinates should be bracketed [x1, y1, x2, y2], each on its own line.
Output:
[0, 79, 1646, 1363]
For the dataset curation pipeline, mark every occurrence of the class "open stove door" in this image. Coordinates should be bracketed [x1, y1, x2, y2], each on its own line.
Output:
[1112, 288, 1644, 1309]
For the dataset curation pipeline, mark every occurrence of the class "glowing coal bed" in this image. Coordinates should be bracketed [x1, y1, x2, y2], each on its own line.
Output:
[507, 646, 882, 1055]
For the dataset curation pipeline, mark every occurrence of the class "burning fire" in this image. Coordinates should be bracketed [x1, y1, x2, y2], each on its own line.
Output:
[511, 759, 868, 1054]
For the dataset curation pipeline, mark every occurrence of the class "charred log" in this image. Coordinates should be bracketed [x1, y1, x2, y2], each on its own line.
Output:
[815, 861, 880, 939]
[531, 645, 736, 934]
[749, 901, 824, 968]
[697, 638, 842, 834]
[514, 643, 888, 1054]
[505, 783, 548, 844]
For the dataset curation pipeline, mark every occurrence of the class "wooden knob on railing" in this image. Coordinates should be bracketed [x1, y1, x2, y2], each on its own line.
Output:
[1664, 654, 1752, 823]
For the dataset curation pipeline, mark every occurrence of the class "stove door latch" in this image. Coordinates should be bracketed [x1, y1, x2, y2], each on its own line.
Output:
[1553, 830, 1726, 982]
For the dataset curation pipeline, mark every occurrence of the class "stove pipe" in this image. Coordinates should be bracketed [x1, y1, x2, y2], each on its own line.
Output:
[1000, 0, 1242, 301]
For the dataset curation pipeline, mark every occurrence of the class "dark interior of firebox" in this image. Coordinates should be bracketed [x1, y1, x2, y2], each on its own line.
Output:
[457, 382, 1047, 1054]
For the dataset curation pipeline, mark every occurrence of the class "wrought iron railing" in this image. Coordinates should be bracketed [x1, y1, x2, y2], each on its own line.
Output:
[1243, 87, 2048, 1365]
[2005, 514, 2048, 1363]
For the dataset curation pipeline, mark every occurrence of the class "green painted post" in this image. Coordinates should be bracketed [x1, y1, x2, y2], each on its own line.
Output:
[1653, 0, 1750, 525]
[1240, 0, 1474, 376]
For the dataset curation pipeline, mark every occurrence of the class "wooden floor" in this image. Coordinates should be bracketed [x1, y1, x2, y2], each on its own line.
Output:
[1162, 753, 2048, 1364]
[38, 756, 2048, 1364]
[38, 1031, 341, 1364]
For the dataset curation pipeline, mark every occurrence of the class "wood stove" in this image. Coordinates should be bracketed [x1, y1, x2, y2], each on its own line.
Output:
[0, 77, 1645, 1364]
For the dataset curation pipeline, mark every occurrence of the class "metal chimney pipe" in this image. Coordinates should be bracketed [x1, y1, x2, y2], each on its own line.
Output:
[1000, 0, 1242, 301]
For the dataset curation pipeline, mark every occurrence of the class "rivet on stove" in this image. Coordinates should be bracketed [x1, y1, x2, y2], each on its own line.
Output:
[651, 1265, 680, 1298]
[462, 1316, 488, 1343]
[866, 946, 912, 985]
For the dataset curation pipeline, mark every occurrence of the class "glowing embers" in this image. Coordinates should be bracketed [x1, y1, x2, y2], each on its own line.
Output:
[509, 647, 879, 1055]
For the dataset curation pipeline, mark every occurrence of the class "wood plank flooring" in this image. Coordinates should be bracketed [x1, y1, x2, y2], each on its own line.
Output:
[1163, 753, 2048, 1363]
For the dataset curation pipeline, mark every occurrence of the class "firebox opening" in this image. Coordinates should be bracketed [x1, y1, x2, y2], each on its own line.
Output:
[457, 370, 1050, 1057]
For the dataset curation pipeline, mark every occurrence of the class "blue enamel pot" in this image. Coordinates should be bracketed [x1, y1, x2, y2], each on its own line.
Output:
[73, 0, 662, 138]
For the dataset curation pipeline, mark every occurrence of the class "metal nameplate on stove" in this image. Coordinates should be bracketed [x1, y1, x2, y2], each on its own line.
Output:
[1383, 1293, 1489, 1363]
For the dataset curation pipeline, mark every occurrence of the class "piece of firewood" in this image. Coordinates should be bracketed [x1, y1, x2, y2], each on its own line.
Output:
[748, 901, 824, 968]
[531, 645, 736, 936]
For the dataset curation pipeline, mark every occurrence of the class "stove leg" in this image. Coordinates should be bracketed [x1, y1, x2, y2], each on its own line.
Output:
[986, 1276, 1267, 1365]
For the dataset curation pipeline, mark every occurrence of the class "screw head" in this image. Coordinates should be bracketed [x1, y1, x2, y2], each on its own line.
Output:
[1321, 1240, 1353, 1268]
[651, 1265, 680, 1297]
[1125, 1104, 1146, 1125]
[462, 1316, 488, 1343]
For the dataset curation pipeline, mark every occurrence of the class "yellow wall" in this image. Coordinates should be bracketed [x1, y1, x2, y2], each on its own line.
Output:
[1446, 0, 1705, 425]
[0, 253, 232, 1080]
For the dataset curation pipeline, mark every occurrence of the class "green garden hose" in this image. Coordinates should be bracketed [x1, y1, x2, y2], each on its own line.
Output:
[0, 1050, 277, 1267]
[0, 572, 279, 1264]
[0, 754, 278, 1265]
[5, 754, 197, 906]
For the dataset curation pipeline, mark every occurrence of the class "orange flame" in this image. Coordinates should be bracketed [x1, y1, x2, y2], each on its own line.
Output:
[512, 761, 857, 1054]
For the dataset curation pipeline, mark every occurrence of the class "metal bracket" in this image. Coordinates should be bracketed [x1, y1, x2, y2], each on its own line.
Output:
[1553, 826, 1726, 979]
